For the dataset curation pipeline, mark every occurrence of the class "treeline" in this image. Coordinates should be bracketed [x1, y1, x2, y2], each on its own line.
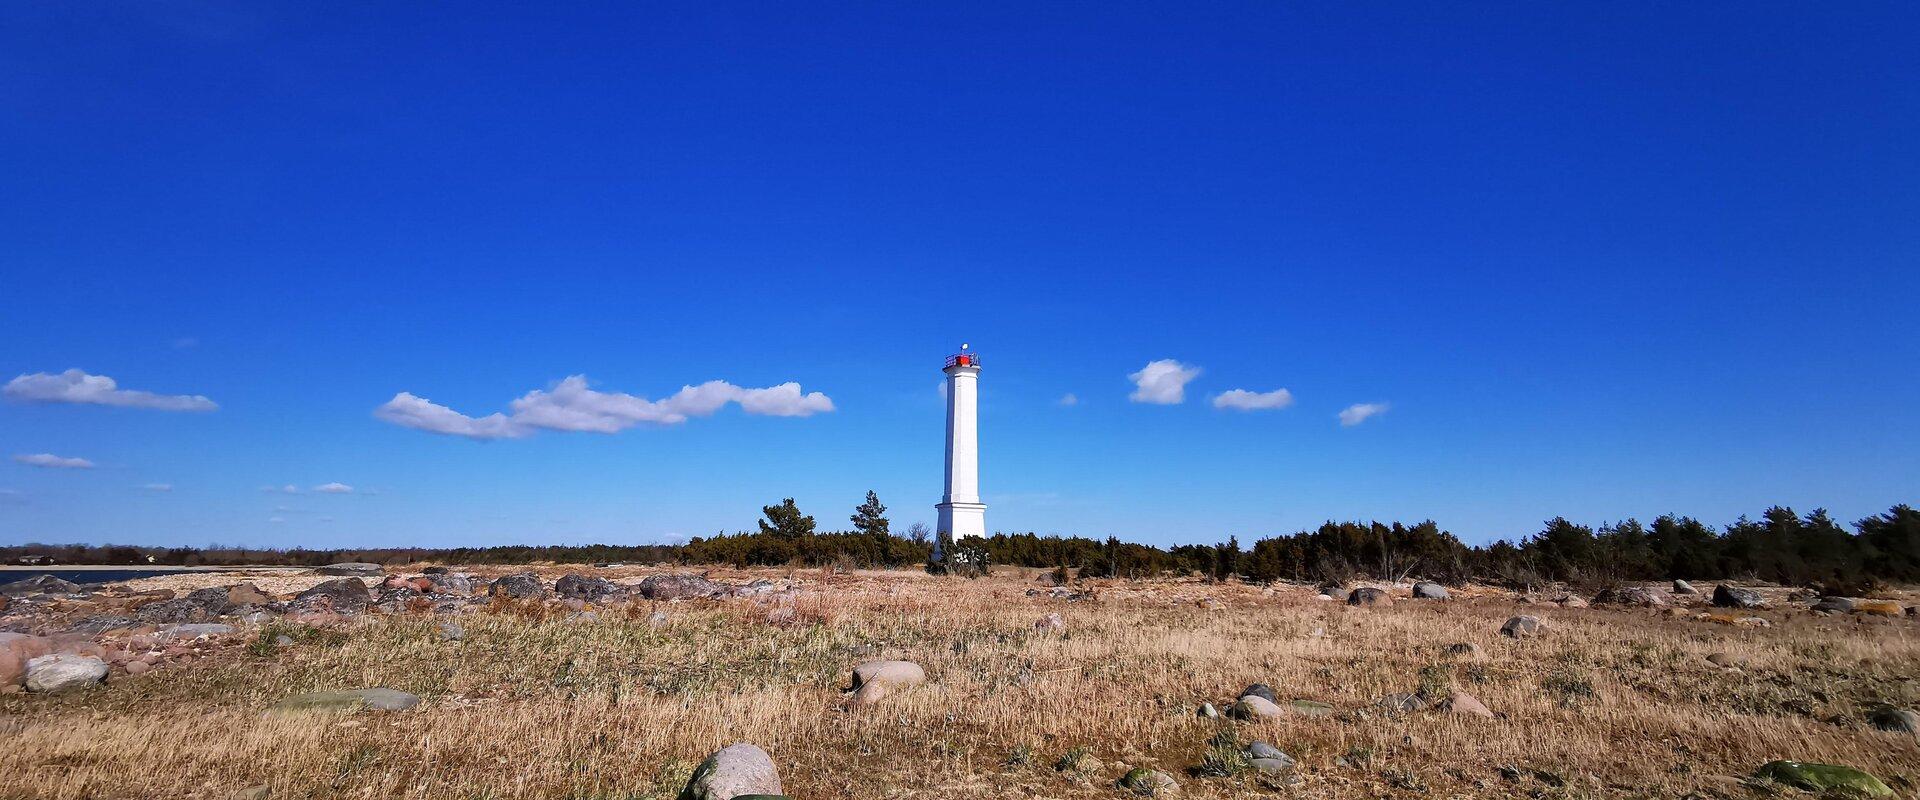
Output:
[5, 499, 1917, 591]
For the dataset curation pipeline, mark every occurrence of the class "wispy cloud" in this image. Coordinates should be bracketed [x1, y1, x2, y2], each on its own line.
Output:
[313, 482, 353, 494]
[376, 375, 834, 441]
[1128, 359, 1201, 405]
[1338, 402, 1390, 427]
[1214, 388, 1295, 411]
[13, 453, 95, 469]
[141, 483, 173, 492]
[1057, 393, 1079, 407]
[267, 516, 286, 524]
[260, 484, 301, 494]
[4, 369, 216, 412]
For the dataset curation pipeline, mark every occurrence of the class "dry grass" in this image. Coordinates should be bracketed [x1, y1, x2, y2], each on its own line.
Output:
[2, 567, 1917, 799]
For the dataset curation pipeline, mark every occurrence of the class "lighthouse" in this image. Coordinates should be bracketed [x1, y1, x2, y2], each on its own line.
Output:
[936, 344, 987, 549]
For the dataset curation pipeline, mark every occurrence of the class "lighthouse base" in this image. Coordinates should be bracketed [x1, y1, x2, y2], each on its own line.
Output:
[935, 501, 988, 543]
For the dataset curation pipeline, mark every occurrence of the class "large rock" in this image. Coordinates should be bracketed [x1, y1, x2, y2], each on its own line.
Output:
[1591, 586, 1667, 607]
[270, 688, 421, 714]
[1347, 587, 1391, 607]
[133, 587, 233, 623]
[678, 743, 783, 800]
[639, 574, 726, 600]
[287, 578, 372, 615]
[555, 574, 625, 603]
[1712, 585, 1764, 609]
[1411, 582, 1449, 600]
[1500, 615, 1545, 638]
[488, 572, 548, 599]
[227, 583, 274, 607]
[1752, 761, 1892, 798]
[426, 573, 474, 595]
[1867, 706, 1918, 736]
[1118, 768, 1177, 797]
[1, 574, 80, 596]
[315, 562, 383, 577]
[1811, 596, 1856, 614]
[851, 660, 926, 691]
[24, 654, 107, 693]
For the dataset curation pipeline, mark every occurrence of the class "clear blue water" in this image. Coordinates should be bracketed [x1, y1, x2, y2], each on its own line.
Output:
[0, 568, 211, 587]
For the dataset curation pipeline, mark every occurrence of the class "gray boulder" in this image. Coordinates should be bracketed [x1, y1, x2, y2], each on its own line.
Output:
[287, 578, 372, 615]
[1500, 615, 1545, 638]
[1246, 741, 1295, 774]
[1592, 586, 1667, 607]
[1672, 579, 1697, 595]
[1868, 706, 1918, 736]
[1812, 596, 1856, 614]
[1240, 682, 1278, 703]
[1412, 582, 1449, 600]
[1713, 585, 1764, 609]
[639, 573, 725, 600]
[314, 562, 383, 577]
[25, 654, 107, 693]
[488, 572, 548, 599]
[678, 743, 782, 800]
[1347, 587, 1391, 607]
[555, 574, 624, 603]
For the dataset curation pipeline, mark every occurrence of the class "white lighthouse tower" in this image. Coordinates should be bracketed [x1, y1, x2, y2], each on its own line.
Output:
[936, 344, 986, 549]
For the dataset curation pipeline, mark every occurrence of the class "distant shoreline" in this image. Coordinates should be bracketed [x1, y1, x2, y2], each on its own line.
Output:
[0, 565, 303, 572]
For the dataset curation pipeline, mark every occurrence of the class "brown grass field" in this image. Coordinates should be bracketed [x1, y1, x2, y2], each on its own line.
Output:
[2, 566, 1917, 799]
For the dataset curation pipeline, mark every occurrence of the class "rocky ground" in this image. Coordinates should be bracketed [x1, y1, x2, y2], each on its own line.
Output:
[1, 566, 1916, 799]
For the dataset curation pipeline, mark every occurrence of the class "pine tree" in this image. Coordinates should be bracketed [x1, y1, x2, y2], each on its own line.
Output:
[758, 498, 815, 540]
[851, 491, 889, 539]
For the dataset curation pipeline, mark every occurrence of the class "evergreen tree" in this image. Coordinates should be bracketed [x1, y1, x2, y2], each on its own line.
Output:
[758, 498, 815, 540]
[851, 491, 890, 539]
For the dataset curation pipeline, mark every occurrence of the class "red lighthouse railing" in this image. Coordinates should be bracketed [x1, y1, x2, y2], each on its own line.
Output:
[945, 353, 980, 368]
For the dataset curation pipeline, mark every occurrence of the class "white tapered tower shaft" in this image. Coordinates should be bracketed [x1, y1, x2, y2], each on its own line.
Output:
[936, 348, 986, 543]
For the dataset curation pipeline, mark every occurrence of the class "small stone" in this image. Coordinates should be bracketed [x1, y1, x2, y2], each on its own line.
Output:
[1500, 615, 1544, 638]
[1443, 690, 1493, 718]
[437, 622, 463, 641]
[1671, 579, 1697, 595]
[1705, 652, 1745, 668]
[1196, 702, 1219, 718]
[680, 743, 783, 800]
[1812, 596, 1855, 614]
[1230, 695, 1284, 719]
[1411, 582, 1449, 600]
[123, 659, 150, 676]
[1377, 693, 1427, 712]
[1558, 595, 1589, 609]
[1444, 642, 1485, 658]
[24, 654, 108, 693]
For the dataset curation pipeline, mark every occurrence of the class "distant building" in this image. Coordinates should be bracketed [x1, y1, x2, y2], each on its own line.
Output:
[15, 555, 54, 566]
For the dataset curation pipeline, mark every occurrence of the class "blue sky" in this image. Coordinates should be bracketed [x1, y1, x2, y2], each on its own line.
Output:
[3, 3, 1916, 549]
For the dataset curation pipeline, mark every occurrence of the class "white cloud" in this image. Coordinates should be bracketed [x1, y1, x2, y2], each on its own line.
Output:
[142, 483, 173, 492]
[1338, 402, 1390, 427]
[314, 482, 353, 494]
[4, 369, 216, 412]
[267, 516, 286, 524]
[1058, 393, 1079, 407]
[1128, 359, 1202, 405]
[1214, 388, 1295, 411]
[937, 381, 947, 399]
[14, 453, 94, 469]
[260, 484, 301, 494]
[376, 375, 834, 440]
